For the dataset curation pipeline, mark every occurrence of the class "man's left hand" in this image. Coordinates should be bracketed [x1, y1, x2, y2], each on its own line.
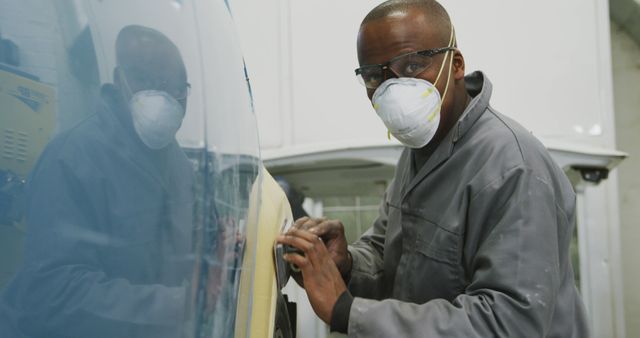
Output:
[277, 228, 347, 324]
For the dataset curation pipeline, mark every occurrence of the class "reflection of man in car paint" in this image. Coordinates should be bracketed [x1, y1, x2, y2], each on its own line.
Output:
[1, 26, 199, 338]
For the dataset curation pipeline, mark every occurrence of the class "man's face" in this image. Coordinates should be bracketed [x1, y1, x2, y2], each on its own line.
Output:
[357, 9, 453, 101]
[117, 42, 189, 111]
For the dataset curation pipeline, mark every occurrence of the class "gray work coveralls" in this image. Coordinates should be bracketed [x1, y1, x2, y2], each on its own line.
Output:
[347, 72, 590, 337]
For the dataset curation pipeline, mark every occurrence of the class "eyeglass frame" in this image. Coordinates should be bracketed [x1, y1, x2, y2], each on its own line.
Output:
[119, 67, 192, 101]
[354, 46, 456, 88]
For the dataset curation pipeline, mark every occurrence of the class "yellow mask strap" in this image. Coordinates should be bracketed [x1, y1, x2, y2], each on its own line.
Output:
[433, 26, 456, 89]
[429, 26, 456, 119]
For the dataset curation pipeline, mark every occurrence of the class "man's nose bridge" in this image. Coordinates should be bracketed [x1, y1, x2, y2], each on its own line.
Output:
[383, 66, 399, 81]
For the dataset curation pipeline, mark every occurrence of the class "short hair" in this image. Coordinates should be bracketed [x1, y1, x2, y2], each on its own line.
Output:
[362, 0, 453, 46]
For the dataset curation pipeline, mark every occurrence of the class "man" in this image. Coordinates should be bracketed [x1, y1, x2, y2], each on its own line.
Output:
[1, 26, 196, 337]
[277, 1, 590, 337]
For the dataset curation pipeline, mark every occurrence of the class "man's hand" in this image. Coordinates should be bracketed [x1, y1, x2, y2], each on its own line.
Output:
[277, 228, 347, 324]
[293, 217, 352, 279]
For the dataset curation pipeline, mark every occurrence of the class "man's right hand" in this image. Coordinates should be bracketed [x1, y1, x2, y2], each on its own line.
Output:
[292, 217, 352, 280]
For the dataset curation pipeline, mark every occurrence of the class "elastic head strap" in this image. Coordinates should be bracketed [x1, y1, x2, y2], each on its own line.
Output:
[433, 26, 456, 88]
[423, 26, 456, 124]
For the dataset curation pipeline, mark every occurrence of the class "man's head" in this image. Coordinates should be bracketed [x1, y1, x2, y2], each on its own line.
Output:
[357, 0, 468, 147]
[114, 25, 189, 111]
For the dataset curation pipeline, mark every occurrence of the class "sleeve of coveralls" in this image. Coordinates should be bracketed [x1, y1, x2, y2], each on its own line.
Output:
[347, 166, 565, 338]
[7, 153, 186, 338]
[346, 184, 392, 300]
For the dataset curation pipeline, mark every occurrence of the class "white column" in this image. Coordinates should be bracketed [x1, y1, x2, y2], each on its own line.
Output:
[576, 177, 625, 338]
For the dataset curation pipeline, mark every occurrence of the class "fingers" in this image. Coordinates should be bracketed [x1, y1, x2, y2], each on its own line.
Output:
[289, 227, 322, 242]
[282, 251, 310, 271]
[280, 237, 332, 285]
[277, 229, 328, 268]
[278, 229, 326, 256]
[278, 231, 316, 254]
[309, 219, 343, 239]
[292, 217, 310, 229]
[292, 217, 343, 242]
[292, 216, 329, 232]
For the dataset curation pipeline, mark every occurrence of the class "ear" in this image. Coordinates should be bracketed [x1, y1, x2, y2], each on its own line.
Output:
[452, 49, 465, 80]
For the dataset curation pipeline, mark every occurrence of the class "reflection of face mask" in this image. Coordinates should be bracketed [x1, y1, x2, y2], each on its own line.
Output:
[129, 90, 185, 149]
[371, 27, 455, 149]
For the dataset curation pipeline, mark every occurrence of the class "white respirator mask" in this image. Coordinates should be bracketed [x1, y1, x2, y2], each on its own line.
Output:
[129, 90, 185, 150]
[371, 28, 456, 149]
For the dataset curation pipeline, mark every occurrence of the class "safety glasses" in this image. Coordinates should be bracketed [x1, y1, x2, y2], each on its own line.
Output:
[119, 67, 191, 100]
[355, 47, 455, 89]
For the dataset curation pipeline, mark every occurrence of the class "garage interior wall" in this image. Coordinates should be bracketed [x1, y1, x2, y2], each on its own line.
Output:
[610, 21, 640, 338]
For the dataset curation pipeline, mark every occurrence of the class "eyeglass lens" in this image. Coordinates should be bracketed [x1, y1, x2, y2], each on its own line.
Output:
[358, 52, 438, 89]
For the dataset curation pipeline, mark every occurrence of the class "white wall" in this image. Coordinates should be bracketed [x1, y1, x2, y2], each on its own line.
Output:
[233, 0, 618, 152]
[611, 22, 640, 338]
